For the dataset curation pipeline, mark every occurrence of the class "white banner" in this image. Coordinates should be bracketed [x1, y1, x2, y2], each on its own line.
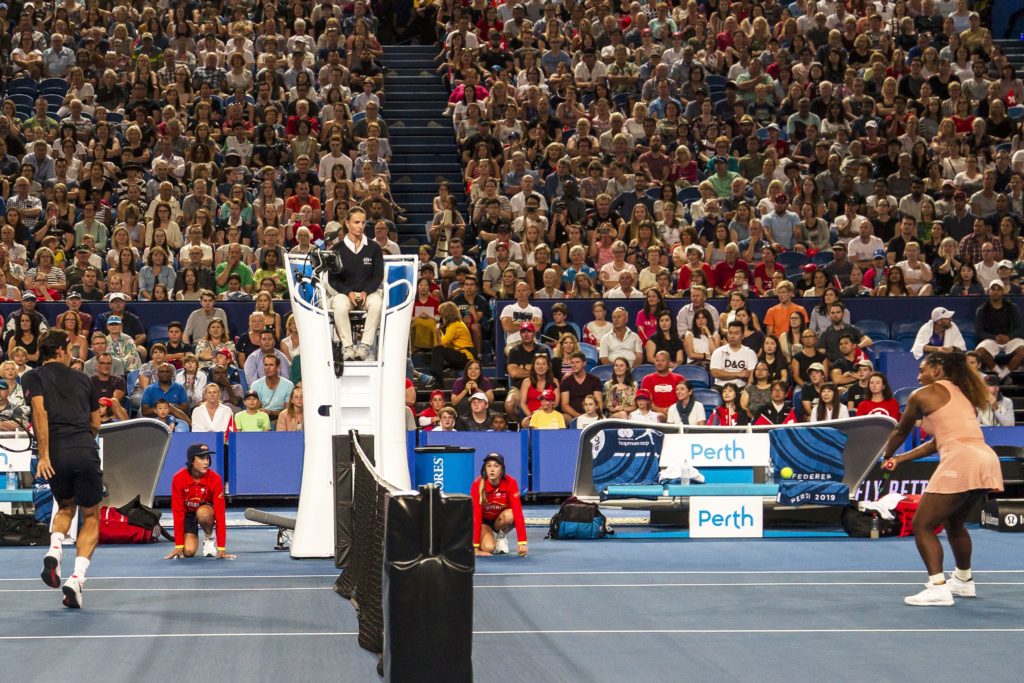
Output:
[0, 434, 33, 472]
[662, 432, 770, 469]
[689, 496, 764, 538]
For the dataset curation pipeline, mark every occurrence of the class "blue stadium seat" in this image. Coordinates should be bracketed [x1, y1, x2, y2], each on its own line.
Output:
[148, 324, 170, 345]
[857, 319, 890, 340]
[5, 78, 37, 95]
[1009, 106, 1024, 121]
[39, 79, 69, 96]
[632, 363, 656, 382]
[613, 93, 632, 112]
[677, 186, 701, 204]
[590, 364, 615, 382]
[579, 343, 599, 369]
[705, 75, 727, 90]
[676, 364, 710, 388]
[869, 339, 905, 357]
[811, 251, 834, 266]
[890, 320, 920, 340]
[694, 388, 722, 410]
[957, 320, 975, 336]
[645, 187, 661, 201]
[776, 251, 810, 271]
[893, 386, 918, 410]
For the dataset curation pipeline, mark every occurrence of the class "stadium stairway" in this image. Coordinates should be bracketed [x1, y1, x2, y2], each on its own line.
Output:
[997, 39, 1024, 78]
[382, 44, 465, 253]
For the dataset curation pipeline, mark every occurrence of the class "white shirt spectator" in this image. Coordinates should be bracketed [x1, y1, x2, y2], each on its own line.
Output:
[598, 327, 643, 365]
[709, 343, 758, 387]
[910, 320, 966, 359]
[666, 400, 706, 425]
[500, 301, 542, 347]
[190, 401, 234, 432]
[604, 286, 644, 298]
[847, 235, 885, 263]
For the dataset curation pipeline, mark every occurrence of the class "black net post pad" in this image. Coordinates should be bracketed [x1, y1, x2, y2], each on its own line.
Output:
[383, 485, 475, 683]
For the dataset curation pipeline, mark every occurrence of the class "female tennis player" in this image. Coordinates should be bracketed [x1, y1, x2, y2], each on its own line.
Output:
[879, 352, 1003, 606]
[472, 453, 527, 557]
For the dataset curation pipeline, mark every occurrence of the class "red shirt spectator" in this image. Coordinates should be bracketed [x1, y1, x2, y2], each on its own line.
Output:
[856, 398, 901, 420]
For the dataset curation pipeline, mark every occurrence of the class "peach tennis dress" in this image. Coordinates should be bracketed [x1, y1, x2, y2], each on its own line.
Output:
[920, 380, 1004, 494]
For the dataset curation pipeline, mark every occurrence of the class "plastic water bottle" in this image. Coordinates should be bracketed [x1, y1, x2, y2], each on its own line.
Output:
[765, 462, 775, 483]
[870, 513, 880, 540]
[6, 470, 16, 491]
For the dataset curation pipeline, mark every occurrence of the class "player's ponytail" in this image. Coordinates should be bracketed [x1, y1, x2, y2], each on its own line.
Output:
[923, 351, 988, 411]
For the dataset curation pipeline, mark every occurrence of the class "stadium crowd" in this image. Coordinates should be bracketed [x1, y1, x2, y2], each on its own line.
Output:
[411, 0, 1024, 431]
[0, 0, 1018, 438]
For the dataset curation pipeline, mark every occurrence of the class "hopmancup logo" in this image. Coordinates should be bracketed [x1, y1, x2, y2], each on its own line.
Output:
[1004, 513, 1019, 527]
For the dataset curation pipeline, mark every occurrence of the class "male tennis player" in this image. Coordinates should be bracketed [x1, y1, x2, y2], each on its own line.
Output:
[472, 453, 527, 556]
[165, 443, 235, 560]
[28, 330, 102, 609]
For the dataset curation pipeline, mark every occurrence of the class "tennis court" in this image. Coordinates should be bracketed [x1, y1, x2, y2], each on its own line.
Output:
[2, 519, 1022, 682]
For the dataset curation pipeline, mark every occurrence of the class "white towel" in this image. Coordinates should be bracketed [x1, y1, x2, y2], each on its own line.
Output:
[857, 493, 905, 520]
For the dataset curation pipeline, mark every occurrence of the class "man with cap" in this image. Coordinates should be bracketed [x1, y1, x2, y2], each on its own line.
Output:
[4, 290, 49, 334]
[823, 241, 854, 286]
[95, 292, 147, 355]
[975, 280, 1024, 380]
[842, 359, 876, 411]
[104, 315, 142, 373]
[472, 452, 527, 557]
[800, 362, 829, 416]
[30, 330, 103, 608]
[458, 392, 494, 432]
[912, 307, 967, 360]
[166, 443, 233, 561]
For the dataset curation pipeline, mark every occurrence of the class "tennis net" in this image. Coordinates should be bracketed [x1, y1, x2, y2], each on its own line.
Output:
[334, 432, 397, 656]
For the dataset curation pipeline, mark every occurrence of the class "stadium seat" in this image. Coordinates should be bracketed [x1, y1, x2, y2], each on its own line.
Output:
[957, 320, 975, 336]
[632, 363, 656, 382]
[39, 78, 69, 95]
[893, 386, 918, 410]
[705, 75, 727, 90]
[676, 365, 710, 388]
[5, 78, 37, 95]
[857, 319, 890, 340]
[694, 388, 722, 410]
[890, 320, 920, 340]
[579, 343, 599, 369]
[776, 251, 810, 271]
[811, 251, 834, 266]
[613, 93, 632, 112]
[1009, 105, 1024, 121]
[677, 186, 701, 204]
[869, 339, 905, 357]
[645, 187, 661, 201]
[148, 324, 170, 345]
[590, 364, 615, 382]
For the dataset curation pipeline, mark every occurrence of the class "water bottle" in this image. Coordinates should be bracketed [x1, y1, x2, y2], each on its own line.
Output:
[6, 470, 16, 491]
[870, 513, 880, 540]
[765, 461, 775, 483]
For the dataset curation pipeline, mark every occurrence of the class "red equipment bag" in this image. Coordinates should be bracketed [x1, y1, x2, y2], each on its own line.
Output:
[99, 506, 155, 544]
[894, 495, 944, 538]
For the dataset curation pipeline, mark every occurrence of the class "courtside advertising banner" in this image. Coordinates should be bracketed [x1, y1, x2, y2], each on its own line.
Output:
[689, 496, 764, 538]
[661, 433, 770, 475]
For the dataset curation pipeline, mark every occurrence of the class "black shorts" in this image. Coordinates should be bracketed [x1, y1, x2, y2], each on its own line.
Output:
[49, 446, 103, 508]
[183, 504, 214, 537]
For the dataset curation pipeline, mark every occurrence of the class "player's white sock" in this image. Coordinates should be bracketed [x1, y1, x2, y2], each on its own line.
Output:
[72, 557, 91, 580]
[954, 568, 972, 581]
[929, 572, 946, 585]
[48, 532, 65, 556]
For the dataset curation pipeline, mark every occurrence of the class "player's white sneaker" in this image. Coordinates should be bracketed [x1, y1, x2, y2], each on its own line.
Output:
[202, 535, 217, 557]
[493, 531, 509, 555]
[947, 576, 976, 598]
[62, 576, 84, 609]
[904, 582, 954, 606]
[41, 552, 62, 588]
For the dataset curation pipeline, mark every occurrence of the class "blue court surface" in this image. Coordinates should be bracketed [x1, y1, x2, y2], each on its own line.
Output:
[2, 520, 1023, 683]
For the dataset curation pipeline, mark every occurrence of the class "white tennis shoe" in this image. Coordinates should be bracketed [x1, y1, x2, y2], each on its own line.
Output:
[493, 531, 509, 555]
[202, 535, 217, 558]
[905, 582, 954, 606]
[947, 576, 976, 598]
[62, 576, 84, 609]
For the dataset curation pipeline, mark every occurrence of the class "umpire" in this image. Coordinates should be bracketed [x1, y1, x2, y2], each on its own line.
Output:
[26, 329, 102, 609]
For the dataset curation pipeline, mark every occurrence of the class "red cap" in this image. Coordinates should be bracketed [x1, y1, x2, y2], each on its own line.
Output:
[430, 389, 445, 400]
[519, 321, 536, 333]
[217, 348, 234, 360]
[802, 263, 817, 273]
[635, 388, 652, 402]
[540, 388, 556, 401]
[496, 240, 511, 250]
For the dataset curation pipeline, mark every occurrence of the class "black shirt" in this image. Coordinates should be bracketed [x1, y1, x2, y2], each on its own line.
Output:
[328, 237, 384, 295]
[560, 372, 603, 414]
[22, 362, 99, 449]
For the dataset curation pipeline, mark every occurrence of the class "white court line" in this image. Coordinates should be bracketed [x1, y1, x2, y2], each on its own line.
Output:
[3, 570, 1024, 582]
[2, 628, 1024, 642]
[5, 581, 1024, 593]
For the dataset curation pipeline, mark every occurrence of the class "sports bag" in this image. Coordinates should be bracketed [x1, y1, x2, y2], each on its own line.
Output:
[0, 512, 50, 546]
[98, 495, 171, 544]
[547, 497, 613, 540]
[840, 505, 899, 538]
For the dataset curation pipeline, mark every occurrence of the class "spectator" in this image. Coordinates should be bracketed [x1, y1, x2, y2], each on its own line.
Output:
[975, 281, 1024, 379]
[243, 329, 291, 386]
[710, 321, 758, 388]
[276, 386, 304, 432]
[911, 307, 968, 359]
[817, 303, 873, 362]
[418, 390, 447, 431]
[598, 306, 643, 366]
[183, 290, 229, 343]
[628, 388, 662, 424]
[843, 359, 876, 412]
[762, 281, 808, 338]
[104, 316, 142, 374]
[433, 406, 459, 432]
[708, 383, 749, 426]
[559, 351, 603, 420]
[236, 391, 272, 432]
[430, 301, 476, 379]
[458, 392, 494, 432]
[752, 381, 797, 425]
[95, 292, 147, 358]
[978, 374, 1015, 427]
[0, 379, 29, 430]
[808, 384, 850, 422]
[249, 356, 295, 422]
[856, 373, 901, 420]
[603, 357, 637, 419]
[140, 364, 190, 423]
[450, 361, 495, 417]
[645, 310, 685, 366]
[191, 383, 234, 432]
[164, 322, 193, 369]
[518, 354, 558, 426]
[91, 352, 126, 417]
[503, 322, 550, 416]
[176, 354, 208, 409]
[666, 380, 706, 426]
[499, 282, 542, 349]
[527, 388, 566, 429]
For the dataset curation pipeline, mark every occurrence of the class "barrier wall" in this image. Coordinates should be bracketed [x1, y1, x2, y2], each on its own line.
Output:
[153, 426, 1024, 498]
[493, 295, 1024, 376]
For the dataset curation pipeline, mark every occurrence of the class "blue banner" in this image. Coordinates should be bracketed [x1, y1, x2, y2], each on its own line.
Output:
[589, 427, 664, 491]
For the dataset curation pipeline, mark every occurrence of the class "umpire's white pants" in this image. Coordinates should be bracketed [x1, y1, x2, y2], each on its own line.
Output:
[331, 290, 383, 347]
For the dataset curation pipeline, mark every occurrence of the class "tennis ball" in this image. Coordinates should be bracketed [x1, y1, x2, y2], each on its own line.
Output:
[780, 467, 794, 479]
